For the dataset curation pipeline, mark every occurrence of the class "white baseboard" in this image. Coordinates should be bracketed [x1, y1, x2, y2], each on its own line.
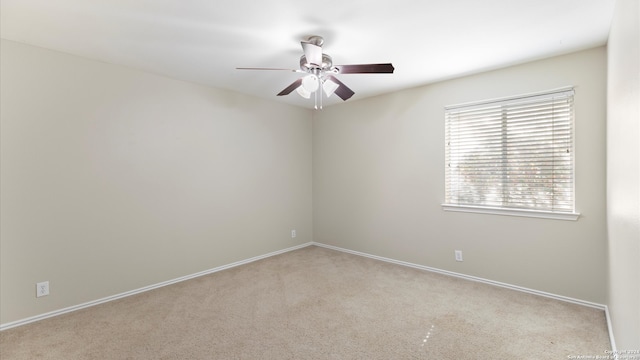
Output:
[313, 242, 619, 351]
[3, 240, 617, 352]
[312, 242, 608, 310]
[314, 242, 619, 351]
[0, 242, 314, 331]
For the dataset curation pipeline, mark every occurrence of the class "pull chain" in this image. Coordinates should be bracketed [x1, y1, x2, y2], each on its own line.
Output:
[314, 88, 318, 109]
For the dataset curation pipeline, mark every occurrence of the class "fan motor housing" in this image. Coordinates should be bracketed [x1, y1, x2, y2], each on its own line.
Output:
[300, 54, 333, 72]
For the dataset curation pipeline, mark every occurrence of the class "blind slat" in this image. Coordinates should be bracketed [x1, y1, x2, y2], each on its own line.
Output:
[445, 88, 575, 213]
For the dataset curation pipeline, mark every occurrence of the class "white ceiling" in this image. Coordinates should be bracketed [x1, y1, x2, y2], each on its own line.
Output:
[1, 0, 616, 109]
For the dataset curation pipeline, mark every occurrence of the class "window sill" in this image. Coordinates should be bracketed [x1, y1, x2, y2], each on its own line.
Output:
[441, 204, 580, 221]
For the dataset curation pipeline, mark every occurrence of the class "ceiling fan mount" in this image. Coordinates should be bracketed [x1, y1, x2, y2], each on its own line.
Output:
[305, 35, 324, 47]
[237, 35, 394, 108]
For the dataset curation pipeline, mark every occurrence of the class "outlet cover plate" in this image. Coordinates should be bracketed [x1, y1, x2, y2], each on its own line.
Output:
[36, 281, 50, 297]
[455, 250, 463, 262]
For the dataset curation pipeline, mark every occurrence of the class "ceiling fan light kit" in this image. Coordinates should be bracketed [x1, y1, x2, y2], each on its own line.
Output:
[237, 36, 394, 109]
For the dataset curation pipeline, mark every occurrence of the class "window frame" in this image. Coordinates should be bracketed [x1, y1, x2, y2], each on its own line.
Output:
[442, 87, 580, 221]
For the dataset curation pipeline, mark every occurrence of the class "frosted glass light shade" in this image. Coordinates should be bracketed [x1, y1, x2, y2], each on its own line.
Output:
[301, 74, 319, 92]
[323, 78, 339, 97]
[296, 86, 311, 99]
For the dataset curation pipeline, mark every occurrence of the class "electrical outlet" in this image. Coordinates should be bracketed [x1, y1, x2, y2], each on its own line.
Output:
[36, 281, 50, 297]
[291, 229, 296, 238]
[455, 250, 463, 262]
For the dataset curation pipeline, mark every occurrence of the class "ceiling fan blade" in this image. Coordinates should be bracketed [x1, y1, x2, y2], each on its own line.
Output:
[326, 75, 355, 101]
[277, 78, 303, 96]
[236, 67, 302, 72]
[301, 41, 323, 66]
[334, 63, 395, 74]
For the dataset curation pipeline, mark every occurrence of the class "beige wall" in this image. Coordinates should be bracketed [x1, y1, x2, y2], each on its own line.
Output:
[0, 37, 616, 328]
[0, 39, 313, 325]
[314, 47, 607, 304]
[607, 0, 640, 349]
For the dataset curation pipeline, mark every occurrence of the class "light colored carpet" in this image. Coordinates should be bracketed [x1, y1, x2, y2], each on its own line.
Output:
[1, 245, 610, 359]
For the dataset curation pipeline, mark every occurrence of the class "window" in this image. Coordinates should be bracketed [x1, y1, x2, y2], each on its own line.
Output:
[443, 87, 579, 220]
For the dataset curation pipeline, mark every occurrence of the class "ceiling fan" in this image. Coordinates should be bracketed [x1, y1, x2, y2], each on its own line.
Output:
[237, 36, 394, 109]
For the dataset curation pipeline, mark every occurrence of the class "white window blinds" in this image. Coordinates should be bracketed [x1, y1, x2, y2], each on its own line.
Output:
[444, 88, 576, 215]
